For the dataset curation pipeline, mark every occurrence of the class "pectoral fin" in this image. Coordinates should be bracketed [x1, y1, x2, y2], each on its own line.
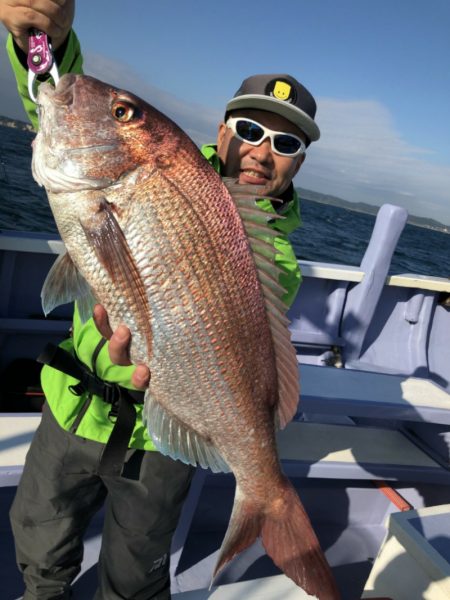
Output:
[41, 252, 95, 321]
[81, 198, 152, 355]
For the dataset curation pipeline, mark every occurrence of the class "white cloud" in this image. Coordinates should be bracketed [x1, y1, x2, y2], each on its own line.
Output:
[83, 52, 221, 147]
[1, 33, 449, 225]
[297, 98, 450, 225]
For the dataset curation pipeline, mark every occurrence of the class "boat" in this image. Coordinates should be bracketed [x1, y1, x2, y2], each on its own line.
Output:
[1, 202, 450, 599]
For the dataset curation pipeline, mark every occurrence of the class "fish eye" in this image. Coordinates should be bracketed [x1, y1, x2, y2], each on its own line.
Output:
[111, 100, 136, 123]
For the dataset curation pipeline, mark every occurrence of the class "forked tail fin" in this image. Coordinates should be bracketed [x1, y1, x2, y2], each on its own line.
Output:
[213, 478, 341, 600]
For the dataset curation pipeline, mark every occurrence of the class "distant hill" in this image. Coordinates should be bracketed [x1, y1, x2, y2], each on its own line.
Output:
[296, 187, 450, 234]
[0, 115, 33, 133]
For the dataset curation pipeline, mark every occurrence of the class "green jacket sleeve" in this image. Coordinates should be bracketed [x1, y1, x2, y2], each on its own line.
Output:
[6, 30, 84, 131]
[6, 30, 85, 396]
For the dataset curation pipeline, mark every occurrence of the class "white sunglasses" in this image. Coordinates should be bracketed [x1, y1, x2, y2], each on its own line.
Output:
[226, 117, 306, 157]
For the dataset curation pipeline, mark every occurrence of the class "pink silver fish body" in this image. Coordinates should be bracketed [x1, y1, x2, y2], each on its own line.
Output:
[32, 74, 340, 599]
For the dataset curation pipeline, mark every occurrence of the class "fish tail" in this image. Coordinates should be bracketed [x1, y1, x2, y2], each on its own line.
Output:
[261, 477, 341, 599]
[213, 478, 341, 599]
[212, 486, 263, 586]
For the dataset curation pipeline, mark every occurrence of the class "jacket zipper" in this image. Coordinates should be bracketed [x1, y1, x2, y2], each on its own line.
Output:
[70, 394, 93, 433]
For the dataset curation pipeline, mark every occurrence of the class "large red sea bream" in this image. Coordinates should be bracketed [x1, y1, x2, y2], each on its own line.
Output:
[32, 73, 340, 599]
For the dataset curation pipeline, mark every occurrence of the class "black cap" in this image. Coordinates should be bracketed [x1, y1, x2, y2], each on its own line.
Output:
[226, 74, 320, 142]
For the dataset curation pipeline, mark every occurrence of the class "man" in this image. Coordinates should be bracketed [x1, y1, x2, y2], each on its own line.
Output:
[0, 2, 321, 599]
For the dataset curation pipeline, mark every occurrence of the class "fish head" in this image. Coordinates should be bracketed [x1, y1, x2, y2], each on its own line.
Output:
[32, 73, 179, 194]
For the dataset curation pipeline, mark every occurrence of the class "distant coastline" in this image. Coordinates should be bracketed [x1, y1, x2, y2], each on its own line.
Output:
[0, 115, 33, 133]
[297, 187, 450, 234]
[1, 114, 448, 234]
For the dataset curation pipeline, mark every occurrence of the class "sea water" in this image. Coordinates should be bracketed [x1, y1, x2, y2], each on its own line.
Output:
[1, 124, 449, 279]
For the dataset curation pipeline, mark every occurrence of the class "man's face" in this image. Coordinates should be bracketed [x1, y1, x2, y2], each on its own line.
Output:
[216, 109, 306, 198]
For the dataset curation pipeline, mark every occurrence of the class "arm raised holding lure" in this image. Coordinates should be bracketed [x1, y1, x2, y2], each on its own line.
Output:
[1, 0, 149, 389]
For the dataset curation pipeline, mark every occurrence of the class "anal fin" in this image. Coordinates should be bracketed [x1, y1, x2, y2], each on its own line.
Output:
[143, 392, 230, 473]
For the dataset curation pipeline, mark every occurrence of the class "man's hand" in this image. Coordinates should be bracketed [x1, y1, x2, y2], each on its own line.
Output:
[0, 0, 75, 53]
[93, 304, 151, 391]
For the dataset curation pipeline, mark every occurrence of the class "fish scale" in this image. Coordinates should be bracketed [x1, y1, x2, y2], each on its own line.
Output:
[123, 170, 275, 429]
[108, 181, 247, 438]
[33, 73, 341, 599]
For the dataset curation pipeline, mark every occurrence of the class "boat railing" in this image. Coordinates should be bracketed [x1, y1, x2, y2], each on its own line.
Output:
[1, 203, 450, 394]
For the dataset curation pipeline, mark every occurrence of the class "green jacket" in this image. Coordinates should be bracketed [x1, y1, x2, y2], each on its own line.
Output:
[7, 30, 302, 448]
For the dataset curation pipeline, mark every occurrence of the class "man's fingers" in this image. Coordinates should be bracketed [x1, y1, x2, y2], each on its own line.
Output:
[91, 304, 150, 388]
[6, 7, 61, 33]
[1, 0, 74, 51]
[132, 364, 151, 391]
[93, 306, 132, 366]
[108, 325, 132, 366]
[93, 304, 113, 339]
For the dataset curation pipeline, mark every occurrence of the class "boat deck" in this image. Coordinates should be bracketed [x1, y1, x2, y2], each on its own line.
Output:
[1, 204, 450, 598]
[3, 403, 450, 599]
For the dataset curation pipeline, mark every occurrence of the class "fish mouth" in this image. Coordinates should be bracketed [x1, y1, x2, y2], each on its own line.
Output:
[37, 73, 77, 108]
[32, 156, 113, 193]
[33, 75, 117, 193]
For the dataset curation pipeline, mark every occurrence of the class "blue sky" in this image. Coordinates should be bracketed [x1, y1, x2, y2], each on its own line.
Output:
[1, 0, 449, 225]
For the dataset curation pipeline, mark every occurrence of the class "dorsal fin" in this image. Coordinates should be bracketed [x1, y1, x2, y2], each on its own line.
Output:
[224, 179, 300, 429]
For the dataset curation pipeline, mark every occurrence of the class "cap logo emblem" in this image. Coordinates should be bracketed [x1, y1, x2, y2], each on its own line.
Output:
[266, 79, 296, 104]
